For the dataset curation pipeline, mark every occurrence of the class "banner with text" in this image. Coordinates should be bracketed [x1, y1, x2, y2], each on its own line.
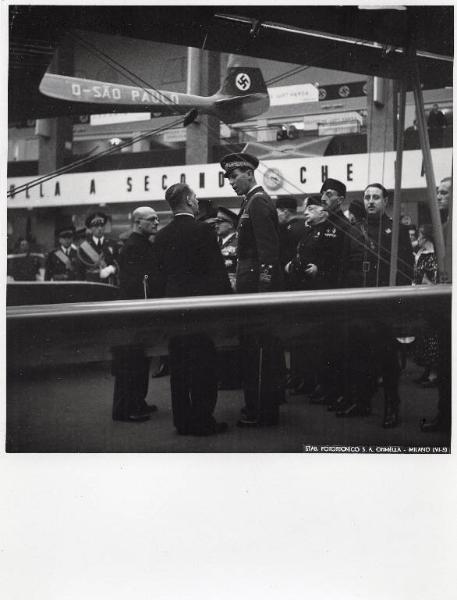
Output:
[7, 148, 452, 209]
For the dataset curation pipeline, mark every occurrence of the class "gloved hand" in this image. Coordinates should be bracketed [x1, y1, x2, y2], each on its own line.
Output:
[100, 265, 116, 279]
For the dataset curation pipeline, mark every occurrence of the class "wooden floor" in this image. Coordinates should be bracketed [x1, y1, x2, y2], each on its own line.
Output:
[6, 360, 450, 453]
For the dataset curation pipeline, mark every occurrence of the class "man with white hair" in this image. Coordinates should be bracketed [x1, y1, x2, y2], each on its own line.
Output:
[112, 206, 160, 423]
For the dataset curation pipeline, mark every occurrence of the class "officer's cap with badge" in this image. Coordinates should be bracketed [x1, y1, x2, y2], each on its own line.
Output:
[276, 196, 297, 210]
[220, 153, 259, 178]
[216, 206, 238, 227]
[320, 178, 346, 197]
[55, 225, 75, 238]
[86, 212, 108, 228]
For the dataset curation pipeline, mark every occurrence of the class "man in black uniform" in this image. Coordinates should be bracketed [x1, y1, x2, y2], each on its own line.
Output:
[221, 152, 284, 427]
[276, 195, 306, 289]
[45, 226, 81, 281]
[111, 206, 160, 423]
[285, 196, 341, 290]
[338, 184, 414, 425]
[305, 179, 352, 406]
[361, 183, 413, 287]
[319, 178, 352, 284]
[77, 212, 119, 285]
[154, 183, 232, 436]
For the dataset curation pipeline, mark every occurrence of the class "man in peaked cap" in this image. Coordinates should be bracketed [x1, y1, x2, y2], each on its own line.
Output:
[45, 225, 81, 281]
[220, 151, 285, 427]
[77, 211, 119, 285]
[275, 196, 306, 285]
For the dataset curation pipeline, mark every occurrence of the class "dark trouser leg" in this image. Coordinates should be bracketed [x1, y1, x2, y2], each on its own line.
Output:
[112, 346, 150, 419]
[240, 333, 260, 419]
[168, 336, 192, 430]
[188, 334, 218, 428]
[240, 332, 283, 424]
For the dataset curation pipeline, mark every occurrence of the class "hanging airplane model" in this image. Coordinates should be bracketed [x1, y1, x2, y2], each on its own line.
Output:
[37, 65, 270, 125]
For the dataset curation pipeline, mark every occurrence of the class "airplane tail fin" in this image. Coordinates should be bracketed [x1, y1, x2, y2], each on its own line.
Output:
[216, 67, 268, 97]
[212, 67, 269, 123]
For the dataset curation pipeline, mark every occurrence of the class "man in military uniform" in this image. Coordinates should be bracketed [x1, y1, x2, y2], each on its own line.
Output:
[337, 184, 414, 425]
[276, 195, 306, 289]
[215, 206, 238, 290]
[285, 196, 341, 290]
[112, 206, 160, 423]
[361, 183, 414, 287]
[214, 206, 241, 389]
[301, 179, 352, 406]
[77, 212, 119, 285]
[221, 152, 284, 427]
[319, 178, 352, 285]
[45, 226, 81, 281]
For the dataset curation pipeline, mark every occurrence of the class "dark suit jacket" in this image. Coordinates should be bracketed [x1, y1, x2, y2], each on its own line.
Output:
[118, 231, 159, 300]
[153, 214, 232, 297]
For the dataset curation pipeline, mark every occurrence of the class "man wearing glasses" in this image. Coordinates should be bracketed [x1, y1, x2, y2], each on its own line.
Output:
[111, 206, 161, 423]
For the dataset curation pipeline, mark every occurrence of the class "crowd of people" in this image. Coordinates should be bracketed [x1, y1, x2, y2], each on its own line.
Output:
[7, 153, 451, 436]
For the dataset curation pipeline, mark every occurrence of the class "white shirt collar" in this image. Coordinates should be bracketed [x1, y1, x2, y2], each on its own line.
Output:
[174, 212, 195, 218]
[93, 236, 104, 245]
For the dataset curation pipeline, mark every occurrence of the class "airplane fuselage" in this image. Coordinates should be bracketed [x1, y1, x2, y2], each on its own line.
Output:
[39, 72, 269, 121]
[40, 73, 213, 110]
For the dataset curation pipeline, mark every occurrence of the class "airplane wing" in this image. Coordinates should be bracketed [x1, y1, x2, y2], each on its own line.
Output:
[7, 285, 451, 370]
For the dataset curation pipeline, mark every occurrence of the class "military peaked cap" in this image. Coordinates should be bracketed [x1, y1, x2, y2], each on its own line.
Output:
[55, 225, 75, 237]
[220, 152, 259, 177]
[85, 212, 108, 228]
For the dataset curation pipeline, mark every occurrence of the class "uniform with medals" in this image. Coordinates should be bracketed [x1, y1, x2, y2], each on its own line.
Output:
[215, 206, 238, 290]
[77, 212, 119, 285]
[45, 226, 81, 281]
[287, 199, 340, 291]
[235, 185, 282, 293]
[221, 153, 284, 427]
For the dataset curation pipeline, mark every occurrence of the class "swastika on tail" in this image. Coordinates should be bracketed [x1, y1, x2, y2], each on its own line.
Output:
[235, 73, 251, 91]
